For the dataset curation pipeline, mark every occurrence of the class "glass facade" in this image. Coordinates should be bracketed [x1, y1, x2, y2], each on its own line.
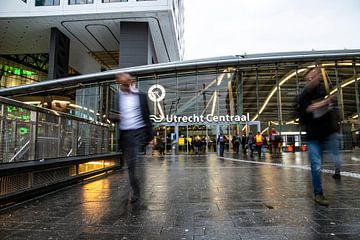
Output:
[72, 59, 360, 153]
[102, 0, 128, 3]
[0, 59, 47, 88]
[35, 0, 60, 6]
[2, 52, 360, 154]
[69, 0, 94, 4]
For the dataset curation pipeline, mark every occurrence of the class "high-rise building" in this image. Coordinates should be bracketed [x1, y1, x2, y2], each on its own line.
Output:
[0, 0, 184, 86]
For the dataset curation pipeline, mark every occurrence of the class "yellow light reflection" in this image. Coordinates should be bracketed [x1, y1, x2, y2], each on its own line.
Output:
[81, 177, 110, 220]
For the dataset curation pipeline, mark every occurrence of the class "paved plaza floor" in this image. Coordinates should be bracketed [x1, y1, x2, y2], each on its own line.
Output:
[1, 151, 360, 239]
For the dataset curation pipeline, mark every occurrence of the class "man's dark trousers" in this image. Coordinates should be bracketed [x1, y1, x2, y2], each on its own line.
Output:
[219, 143, 225, 157]
[120, 127, 145, 198]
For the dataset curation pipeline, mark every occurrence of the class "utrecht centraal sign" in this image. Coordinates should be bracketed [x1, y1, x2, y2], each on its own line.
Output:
[150, 113, 250, 124]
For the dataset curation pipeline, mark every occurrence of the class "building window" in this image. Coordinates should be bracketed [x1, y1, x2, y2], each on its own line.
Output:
[102, 0, 128, 3]
[69, 0, 94, 4]
[35, 0, 60, 6]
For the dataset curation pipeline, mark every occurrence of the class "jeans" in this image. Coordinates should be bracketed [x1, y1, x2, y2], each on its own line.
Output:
[219, 143, 225, 156]
[308, 133, 341, 195]
[256, 145, 262, 158]
[120, 127, 145, 198]
[234, 144, 239, 154]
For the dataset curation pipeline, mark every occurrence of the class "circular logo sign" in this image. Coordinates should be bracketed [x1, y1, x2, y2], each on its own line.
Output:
[148, 84, 166, 102]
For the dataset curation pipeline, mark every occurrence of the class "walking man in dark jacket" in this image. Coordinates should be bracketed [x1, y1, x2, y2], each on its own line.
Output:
[217, 133, 226, 157]
[298, 66, 341, 206]
[112, 73, 152, 203]
[241, 133, 247, 155]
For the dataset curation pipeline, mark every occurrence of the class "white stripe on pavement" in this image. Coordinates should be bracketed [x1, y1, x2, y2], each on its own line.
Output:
[219, 156, 360, 180]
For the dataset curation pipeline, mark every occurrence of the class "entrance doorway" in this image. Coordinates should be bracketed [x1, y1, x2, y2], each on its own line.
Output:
[154, 121, 261, 155]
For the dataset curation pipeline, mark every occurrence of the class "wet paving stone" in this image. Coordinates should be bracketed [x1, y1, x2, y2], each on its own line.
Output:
[1, 152, 360, 239]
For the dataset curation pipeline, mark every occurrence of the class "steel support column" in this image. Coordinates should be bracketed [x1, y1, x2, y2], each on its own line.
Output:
[48, 28, 70, 79]
[295, 67, 302, 148]
[335, 62, 345, 121]
[174, 125, 179, 155]
[335, 62, 346, 149]
[256, 66, 260, 116]
[0, 105, 5, 163]
[236, 71, 244, 123]
[29, 111, 38, 160]
[275, 66, 283, 132]
[354, 61, 360, 117]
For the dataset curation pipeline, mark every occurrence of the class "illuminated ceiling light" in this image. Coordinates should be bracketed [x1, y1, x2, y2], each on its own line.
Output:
[279, 69, 307, 87]
[328, 77, 360, 96]
[253, 68, 307, 121]
[341, 79, 355, 88]
[217, 73, 226, 86]
[51, 110, 60, 116]
[330, 89, 337, 95]
[52, 100, 70, 104]
[69, 104, 83, 109]
[210, 92, 218, 116]
[24, 101, 41, 105]
[253, 63, 360, 122]
[261, 127, 269, 135]
[270, 121, 279, 125]
[322, 63, 360, 67]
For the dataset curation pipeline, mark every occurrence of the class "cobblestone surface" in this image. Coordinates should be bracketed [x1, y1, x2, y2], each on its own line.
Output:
[1, 151, 360, 239]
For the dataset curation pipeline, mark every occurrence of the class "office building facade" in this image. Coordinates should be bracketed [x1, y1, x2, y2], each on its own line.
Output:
[0, 0, 184, 86]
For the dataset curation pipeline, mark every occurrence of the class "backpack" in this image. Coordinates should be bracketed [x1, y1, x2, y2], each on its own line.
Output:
[271, 133, 278, 142]
[275, 134, 282, 142]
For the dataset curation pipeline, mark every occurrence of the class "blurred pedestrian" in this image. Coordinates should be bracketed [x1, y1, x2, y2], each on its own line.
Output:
[217, 133, 226, 157]
[232, 135, 240, 154]
[193, 136, 201, 154]
[269, 128, 281, 158]
[156, 135, 165, 156]
[298, 66, 342, 206]
[201, 137, 206, 153]
[247, 132, 255, 157]
[111, 73, 153, 204]
[241, 133, 247, 155]
[255, 131, 264, 158]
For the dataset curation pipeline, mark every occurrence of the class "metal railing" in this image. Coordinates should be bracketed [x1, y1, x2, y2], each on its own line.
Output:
[0, 97, 110, 164]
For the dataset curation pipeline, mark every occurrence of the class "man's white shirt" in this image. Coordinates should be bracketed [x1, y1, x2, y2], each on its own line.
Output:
[119, 86, 145, 130]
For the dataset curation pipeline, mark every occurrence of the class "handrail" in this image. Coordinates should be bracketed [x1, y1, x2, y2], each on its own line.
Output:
[0, 96, 108, 127]
[0, 49, 359, 97]
[0, 96, 111, 164]
[9, 140, 30, 163]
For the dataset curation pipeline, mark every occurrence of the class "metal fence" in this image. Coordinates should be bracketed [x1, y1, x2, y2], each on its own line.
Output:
[0, 97, 110, 163]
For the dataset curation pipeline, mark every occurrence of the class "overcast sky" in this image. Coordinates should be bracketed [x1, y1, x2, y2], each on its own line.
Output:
[183, 0, 360, 60]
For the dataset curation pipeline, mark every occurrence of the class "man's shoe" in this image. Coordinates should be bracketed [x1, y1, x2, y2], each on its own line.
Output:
[314, 194, 329, 206]
[333, 173, 341, 180]
[130, 195, 140, 204]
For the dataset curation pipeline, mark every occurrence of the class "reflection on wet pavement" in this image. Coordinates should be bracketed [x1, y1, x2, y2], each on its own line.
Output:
[1, 152, 360, 239]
